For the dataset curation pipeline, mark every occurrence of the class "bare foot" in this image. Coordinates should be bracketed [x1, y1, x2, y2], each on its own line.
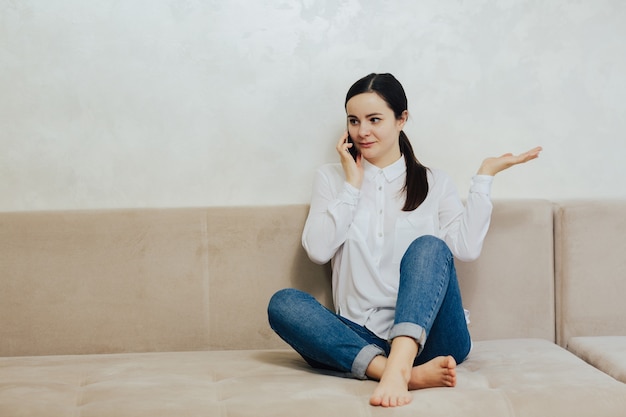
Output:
[369, 363, 412, 407]
[408, 355, 457, 390]
[368, 355, 457, 407]
[369, 337, 416, 407]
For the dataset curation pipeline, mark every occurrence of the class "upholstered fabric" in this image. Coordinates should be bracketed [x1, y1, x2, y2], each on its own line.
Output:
[568, 336, 626, 384]
[0, 201, 555, 358]
[0, 206, 329, 356]
[2, 200, 625, 416]
[0, 208, 214, 356]
[554, 200, 626, 346]
[2, 340, 626, 417]
[456, 199, 555, 342]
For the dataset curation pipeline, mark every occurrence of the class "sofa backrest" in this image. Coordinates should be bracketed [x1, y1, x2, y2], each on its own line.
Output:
[0, 201, 555, 357]
[555, 200, 626, 347]
[456, 199, 555, 342]
[0, 208, 215, 356]
[204, 205, 332, 351]
[0, 206, 330, 356]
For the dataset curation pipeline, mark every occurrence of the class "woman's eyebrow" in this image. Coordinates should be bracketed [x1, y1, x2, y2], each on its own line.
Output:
[347, 113, 383, 118]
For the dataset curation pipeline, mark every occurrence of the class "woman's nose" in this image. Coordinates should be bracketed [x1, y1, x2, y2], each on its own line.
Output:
[358, 124, 370, 137]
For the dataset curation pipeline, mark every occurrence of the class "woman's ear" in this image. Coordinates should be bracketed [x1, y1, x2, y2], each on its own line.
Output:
[398, 110, 409, 129]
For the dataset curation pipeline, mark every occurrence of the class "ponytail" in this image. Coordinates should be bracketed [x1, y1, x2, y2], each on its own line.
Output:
[399, 131, 429, 211]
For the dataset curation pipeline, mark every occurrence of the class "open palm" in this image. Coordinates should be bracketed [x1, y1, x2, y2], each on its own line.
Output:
[478, 146, 543, 176]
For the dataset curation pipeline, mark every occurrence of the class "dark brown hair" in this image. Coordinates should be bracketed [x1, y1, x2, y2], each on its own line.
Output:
[345, 73, 429, 211]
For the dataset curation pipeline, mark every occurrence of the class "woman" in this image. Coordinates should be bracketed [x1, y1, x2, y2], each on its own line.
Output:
[267, 73, 541, 408]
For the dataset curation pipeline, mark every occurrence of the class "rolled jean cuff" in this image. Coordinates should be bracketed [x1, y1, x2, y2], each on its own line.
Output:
[351, 344, 385, 380]
[388, 322, 427, 355]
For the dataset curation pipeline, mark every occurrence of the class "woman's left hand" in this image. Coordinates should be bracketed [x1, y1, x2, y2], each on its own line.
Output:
[477, 146, 543, 176]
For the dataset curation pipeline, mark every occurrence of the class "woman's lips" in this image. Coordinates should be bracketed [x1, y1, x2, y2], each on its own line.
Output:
[359, 142, 375, 148]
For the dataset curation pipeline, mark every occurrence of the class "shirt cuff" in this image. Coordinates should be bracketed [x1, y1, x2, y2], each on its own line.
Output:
[337, 181, 361, 205]
[470, 175, 493, 195]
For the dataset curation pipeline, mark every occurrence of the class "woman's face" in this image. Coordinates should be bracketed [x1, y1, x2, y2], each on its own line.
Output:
[346, 92, 407, 168]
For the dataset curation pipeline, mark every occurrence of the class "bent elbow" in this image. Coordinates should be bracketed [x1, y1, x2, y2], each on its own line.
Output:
[301, 239, 333, 265]
[455, 246, 483, 263]
[307, 251, 331, 265]
[304, 247, 332, 265]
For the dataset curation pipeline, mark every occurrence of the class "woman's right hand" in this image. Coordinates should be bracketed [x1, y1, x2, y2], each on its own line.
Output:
[336, 131, 364, 189]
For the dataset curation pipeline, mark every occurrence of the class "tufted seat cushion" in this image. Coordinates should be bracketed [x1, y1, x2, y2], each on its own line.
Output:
[2, 339, 626, 417]
[567, 336, 626, 384]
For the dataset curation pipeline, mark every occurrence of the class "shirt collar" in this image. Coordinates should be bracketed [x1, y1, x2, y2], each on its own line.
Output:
[363, 155, 406, 182]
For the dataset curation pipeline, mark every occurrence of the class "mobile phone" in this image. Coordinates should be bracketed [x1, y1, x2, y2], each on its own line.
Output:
[346, 135, 358, 160]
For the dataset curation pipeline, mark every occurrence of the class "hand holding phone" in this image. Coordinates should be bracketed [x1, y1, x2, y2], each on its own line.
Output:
[337, 131, 364, 188]
[346, 134, 358, 161]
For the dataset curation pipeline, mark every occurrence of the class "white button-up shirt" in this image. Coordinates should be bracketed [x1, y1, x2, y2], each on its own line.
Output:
[302, 156, 493, 339]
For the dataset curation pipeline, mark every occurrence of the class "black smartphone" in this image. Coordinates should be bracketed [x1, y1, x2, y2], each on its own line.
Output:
[346, 135, 358, 160]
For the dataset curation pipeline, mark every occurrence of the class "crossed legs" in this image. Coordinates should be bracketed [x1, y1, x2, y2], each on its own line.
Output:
[267, 236, 470, 407]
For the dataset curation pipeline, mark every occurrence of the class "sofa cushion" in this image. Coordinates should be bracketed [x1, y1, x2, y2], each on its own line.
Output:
[1, 201, 555, 357]
[567, 336, 626, 383]
[2, 339, 625, 417]
[0, 206, 330, 356]
[456, 199, 555, 342]
[555, 200, 626, 346]
[0, 208, 214, 357]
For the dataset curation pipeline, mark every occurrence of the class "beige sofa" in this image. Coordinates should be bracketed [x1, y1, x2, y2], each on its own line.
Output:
[1, 200, 625, 416]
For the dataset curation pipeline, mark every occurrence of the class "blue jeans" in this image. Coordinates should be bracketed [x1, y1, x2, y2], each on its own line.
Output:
[267, 235, 471, 380]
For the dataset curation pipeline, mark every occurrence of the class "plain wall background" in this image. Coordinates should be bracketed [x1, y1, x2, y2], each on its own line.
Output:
[1, 0, 625, 211]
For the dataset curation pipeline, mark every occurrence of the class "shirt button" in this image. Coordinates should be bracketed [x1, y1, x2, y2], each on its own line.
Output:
[378, 186, 382, 191]
[378, 232, 383, 237]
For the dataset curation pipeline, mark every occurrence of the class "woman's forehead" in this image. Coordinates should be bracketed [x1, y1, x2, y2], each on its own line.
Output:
[346, 92, 392, 116]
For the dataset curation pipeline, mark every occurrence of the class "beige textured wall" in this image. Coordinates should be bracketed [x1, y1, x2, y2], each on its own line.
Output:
[1, 1, 625, 211]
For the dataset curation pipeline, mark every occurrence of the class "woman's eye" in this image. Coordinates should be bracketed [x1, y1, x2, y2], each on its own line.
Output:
[371, 117, 381, 123]
[348, 119, 359, 125]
